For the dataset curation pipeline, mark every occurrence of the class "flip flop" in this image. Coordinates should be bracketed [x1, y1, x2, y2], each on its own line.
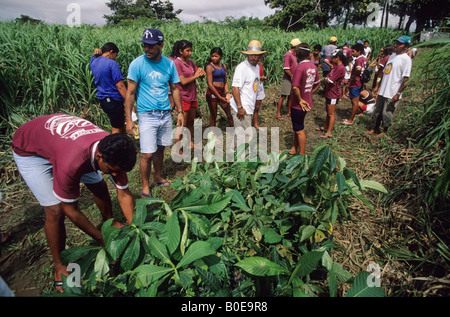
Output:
[341, 120, 353, 125]
[315, 127, 326, 132]
[151, 180, 171, 187]
[320, 134, 332, 139]
[276, 117, 285, 120]
[140, 191, 152, 198]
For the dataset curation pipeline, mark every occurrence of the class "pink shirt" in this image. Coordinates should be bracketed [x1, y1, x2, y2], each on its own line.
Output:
[12, 114, 128, 202]
[349, 55, 367, 88]
[174, 57, 199, 102]
[290, 60, 320, 110]
[325, 63, 346, 99]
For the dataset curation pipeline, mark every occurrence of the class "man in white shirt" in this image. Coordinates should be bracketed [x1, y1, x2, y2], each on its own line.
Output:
[369, 36, 412, 137]
[229, 40, 266, 151]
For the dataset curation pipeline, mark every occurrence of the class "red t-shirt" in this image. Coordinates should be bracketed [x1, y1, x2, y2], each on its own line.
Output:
[174, 57, 199, 102]
[349, 55, 367, 88]
[290, 60, 320, 110]
[325, 63, 346, 99]
[12, 114, 128, 203]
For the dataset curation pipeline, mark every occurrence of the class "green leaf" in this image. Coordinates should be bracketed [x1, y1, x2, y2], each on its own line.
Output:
[133, 265, 173, 288]
[359, 180, 388, 194]
[345, 271, 385, 297]
[285, 203, 317, 213]
[335, 172, 346, 195]
[147, 234, 173, 265]
[299, 225, 316, 242]
[296, 251, 324, 277]
[328, 263, 338, 297]
[235, 257, 288, 276]
[230, 190, 251, 211]
[177, 241, 216, 268]
[160, 210, 180, 254]
[133, 198, 166, 227]
[94, 248, 110, 278]
[197, 268, 221, 292]
[60, 245, 100, 264]
[120, 235, 141, 271]
[262, 228, 283, 244]
[309, 145, 330, 178]
[180, 193, 233, 214]
[108, 226, 135, 259]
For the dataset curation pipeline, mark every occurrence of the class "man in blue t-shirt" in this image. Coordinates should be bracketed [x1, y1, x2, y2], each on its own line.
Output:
[90, 42, 127, 134]
[125, 28, 184, 198]
[320, 36, 338, 78]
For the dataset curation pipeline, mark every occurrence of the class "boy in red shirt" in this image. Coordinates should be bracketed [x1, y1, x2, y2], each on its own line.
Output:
[12, 114, 137, 292]
[288, 43, 321, 155]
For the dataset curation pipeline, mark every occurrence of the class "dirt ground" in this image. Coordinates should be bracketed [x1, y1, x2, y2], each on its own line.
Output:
[0, 80, 399, 297]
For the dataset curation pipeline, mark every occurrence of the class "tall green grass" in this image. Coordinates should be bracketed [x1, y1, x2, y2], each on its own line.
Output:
[0, 20, 403, 127]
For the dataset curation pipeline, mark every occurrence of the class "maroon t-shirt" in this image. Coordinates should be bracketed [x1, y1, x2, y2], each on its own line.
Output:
[349, 55, 367, 88]
[290, 60, 320, 110]
[325, 63, 346, 99]
[174, 57, 199, 102]
[377, 55, 390, 79]
[12, 114, 128, 203]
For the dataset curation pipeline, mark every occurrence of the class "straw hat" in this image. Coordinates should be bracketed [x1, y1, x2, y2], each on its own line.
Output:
[241, 40, 267, 55]
[290, 38, 301, 47]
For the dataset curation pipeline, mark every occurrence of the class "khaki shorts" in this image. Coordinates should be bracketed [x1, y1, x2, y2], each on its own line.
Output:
[280, 74, 292, 96]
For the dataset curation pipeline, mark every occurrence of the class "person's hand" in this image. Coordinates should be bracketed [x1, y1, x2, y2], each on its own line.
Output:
[196, 68, 206, 78]
[237, 107, 247, 121]
[225, 93, 233, 103]
[177, 112, 185, 127]
[93, 48, 102, 55]
[299, 100, 311, 112]
[390, 94, 400, 103]
[126, 120, 136, 136]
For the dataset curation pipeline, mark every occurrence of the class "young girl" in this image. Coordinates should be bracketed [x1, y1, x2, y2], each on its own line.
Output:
[318, 49, 347, 138]
[205, 47, 233, 128]
[310, 44, 322, 69]
[172, 40, 206, 150]
[288, 43, 321, 155]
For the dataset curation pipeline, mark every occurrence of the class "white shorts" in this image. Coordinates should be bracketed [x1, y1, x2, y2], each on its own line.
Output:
[13, 151, 102, 207]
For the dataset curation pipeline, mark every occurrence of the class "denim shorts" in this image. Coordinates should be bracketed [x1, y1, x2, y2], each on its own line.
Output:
[349, 86, 362, 99]
[12, 151, 102, 207]
[138, 110, 173, 154]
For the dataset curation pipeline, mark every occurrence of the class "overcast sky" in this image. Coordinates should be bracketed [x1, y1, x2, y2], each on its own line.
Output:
[0, 0, 276, 25]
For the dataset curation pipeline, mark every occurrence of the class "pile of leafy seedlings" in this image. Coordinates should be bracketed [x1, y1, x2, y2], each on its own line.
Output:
[59, 144, 387, 297]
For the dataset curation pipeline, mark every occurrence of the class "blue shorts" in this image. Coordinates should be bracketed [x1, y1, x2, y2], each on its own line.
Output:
[12, 151, 102, 207]
[290, 107, 307, 132]
[138, 110, 173, 154]
[349, 86, 362, 99]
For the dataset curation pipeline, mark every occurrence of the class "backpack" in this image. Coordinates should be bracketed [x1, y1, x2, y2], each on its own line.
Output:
[361, 67, 373, 85]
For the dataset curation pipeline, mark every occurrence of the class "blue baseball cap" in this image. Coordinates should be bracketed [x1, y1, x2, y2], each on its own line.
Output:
[139, 28, 164, 44]
[396, 35, 412, 46]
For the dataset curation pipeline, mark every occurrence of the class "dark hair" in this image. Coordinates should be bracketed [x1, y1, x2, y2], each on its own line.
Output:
[98, 134, 137, 172]
[383, 45, 394, 56]
[313, 44, 322, 51]
[295, 43, 311, 61]
[101, 42, 119, 54]
[170, 40, 192, 58]
[210, 47, 223, 57]
[332, 50, 347, 65]
[352, 43, 365, 54]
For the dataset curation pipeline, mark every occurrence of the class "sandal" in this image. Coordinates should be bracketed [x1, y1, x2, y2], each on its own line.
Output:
[140, 191, 152, 198]
[151, 180, 171, 187]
